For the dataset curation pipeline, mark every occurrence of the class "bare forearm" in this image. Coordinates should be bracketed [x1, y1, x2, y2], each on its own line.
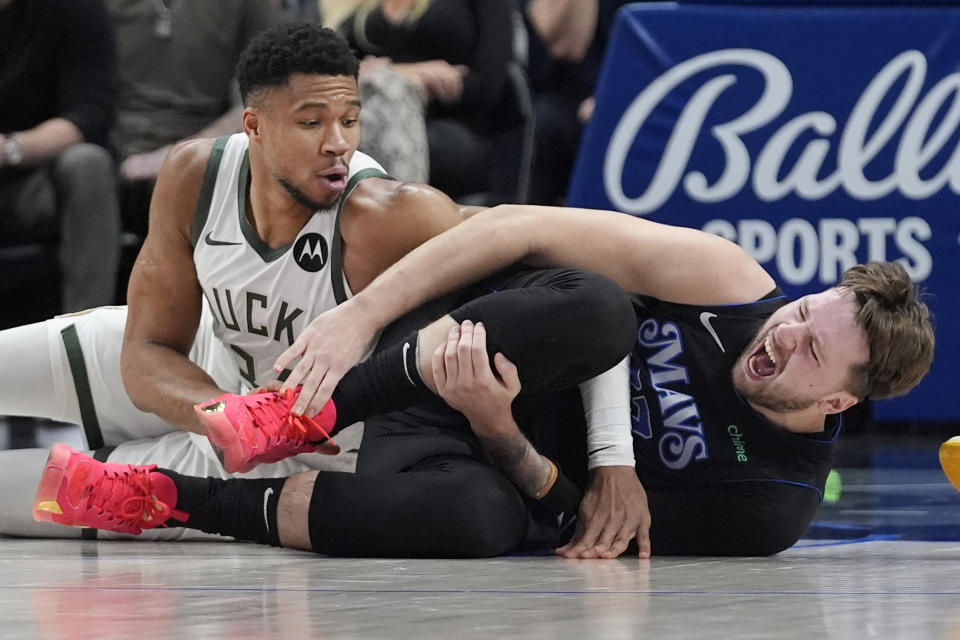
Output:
[350, 205, 537, 331]
[9, 118, 84, 166]
[121, 343, 226, 434]
[476, 425, 553, 497]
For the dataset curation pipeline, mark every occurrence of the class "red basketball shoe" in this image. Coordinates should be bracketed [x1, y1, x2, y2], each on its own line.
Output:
[33, 444, 188, 534]
[196, 387, 339, 474]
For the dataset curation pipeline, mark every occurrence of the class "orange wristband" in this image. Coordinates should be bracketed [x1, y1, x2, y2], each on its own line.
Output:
[534, 457, 559, 499]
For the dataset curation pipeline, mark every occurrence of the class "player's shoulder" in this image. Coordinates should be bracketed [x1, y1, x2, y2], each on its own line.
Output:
[151, 138, 224, 232]
[162, 138, 219, 179]
[346, 176, 448, 219]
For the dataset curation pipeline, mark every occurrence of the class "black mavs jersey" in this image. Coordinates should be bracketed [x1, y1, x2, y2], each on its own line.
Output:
[627, 291, 841, 555]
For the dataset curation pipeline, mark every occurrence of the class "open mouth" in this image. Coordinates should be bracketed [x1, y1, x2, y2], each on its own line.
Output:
[320, 172, 347, 191]
[747, 332, 778, 379]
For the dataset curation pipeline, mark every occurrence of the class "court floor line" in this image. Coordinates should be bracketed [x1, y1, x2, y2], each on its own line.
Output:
[4, 586, 959, 596]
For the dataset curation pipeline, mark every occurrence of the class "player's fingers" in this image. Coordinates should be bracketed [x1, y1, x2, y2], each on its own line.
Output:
[274, 339, 305, 375]
[443, 324, 461, 383]
[456, 320, 474, 383]
[300, 370, 332, 417]
[560, 518, 605, 559]
[311, 371, 342, 414]
[590, 521, 622, 557]
[253, 380, 284, 393]
[432, 341, 448, 391]
[281, 351, 314, 392]
[556, 523, 586, 556]
[493, 353, 520, 393]
[636, 522, 652, 559]
[471, 322, 489, 379]
[597, 523, 636, 559]
[598, 536, 632, 559]
[293, 367, 327, 415]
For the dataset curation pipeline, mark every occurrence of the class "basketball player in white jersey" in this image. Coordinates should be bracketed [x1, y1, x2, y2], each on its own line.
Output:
[0, 23, 465, 538]
[1, 23, 647, 555]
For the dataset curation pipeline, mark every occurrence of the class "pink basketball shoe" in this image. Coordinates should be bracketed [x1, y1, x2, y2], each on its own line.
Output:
[33, 444, 188, 534]
[196, 387, 339, 473]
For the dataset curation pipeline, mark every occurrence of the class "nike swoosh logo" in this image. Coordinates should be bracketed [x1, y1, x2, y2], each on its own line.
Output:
[699, 312, 725, 353]
[401, 342, 416, 386]
[263, 487, 274, 533]
[204, 231, 242, 246]
[587, 444, 617, 457]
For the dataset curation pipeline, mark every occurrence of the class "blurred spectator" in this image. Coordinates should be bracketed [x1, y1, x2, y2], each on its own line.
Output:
[354, 60, 429, 183]
[277, 2, 428, 182]
[275, 0, 320, 23]
[323, 0, 516, 200]
[0, 0, 120, 312]
[104, 0, 277, 236]
[521, 0, 628, 205]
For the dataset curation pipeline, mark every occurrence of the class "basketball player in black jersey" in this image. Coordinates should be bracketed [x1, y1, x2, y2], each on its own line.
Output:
[31, 204, 935, 558]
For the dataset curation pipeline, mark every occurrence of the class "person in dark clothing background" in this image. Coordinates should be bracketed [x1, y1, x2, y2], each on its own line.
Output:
[521, 0, 629, 205]
[0, 0, 120, 313]
[323, 0, 516, 200]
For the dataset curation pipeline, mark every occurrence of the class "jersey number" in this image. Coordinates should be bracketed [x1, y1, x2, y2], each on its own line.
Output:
[629, 357, 653, 439]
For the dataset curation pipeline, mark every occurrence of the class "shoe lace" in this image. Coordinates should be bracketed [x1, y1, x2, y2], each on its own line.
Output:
[244, 389, 323, 448]
[87, 466, 171, 525]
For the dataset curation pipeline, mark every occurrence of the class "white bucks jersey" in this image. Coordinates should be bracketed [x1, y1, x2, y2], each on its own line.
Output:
[191, 134, 387, 388]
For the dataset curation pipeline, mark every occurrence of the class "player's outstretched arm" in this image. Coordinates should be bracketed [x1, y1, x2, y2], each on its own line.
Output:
[279, 203, 775, 416]
[277, 179, 464, 416]
[120, 139, 226, 433]
[336, 204, 775, 336]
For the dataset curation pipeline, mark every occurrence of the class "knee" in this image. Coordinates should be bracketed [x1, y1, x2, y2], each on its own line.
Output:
[561, 272, 637, 359]
[55, 143, 116, 184]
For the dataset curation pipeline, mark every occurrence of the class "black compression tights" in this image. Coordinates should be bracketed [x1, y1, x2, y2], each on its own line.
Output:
[328, 268, 637, 431]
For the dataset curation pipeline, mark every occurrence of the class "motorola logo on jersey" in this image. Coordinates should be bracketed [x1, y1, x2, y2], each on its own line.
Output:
[293, 233, 329, 272]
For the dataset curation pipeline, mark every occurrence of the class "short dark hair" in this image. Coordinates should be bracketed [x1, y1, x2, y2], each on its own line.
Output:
[237, 23, 359, 106]
[838, 261, 935, 400]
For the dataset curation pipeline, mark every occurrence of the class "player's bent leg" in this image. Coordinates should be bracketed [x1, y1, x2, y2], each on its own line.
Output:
[0, 304, 242, 449]
[324, 268, 638, 432]
[5, 421, 359, 542]
[27, 444, 529, 557]
[304, 456, 530, 557]
[0, 320, 79, 423]
[190, 268, 636, 470]
[0, 308, 174, 447]
[96, 425, 362, 541]
[446, 268, 637, 393]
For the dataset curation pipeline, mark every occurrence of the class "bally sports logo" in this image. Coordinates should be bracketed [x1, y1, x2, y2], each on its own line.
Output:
[604, 49, 960, 215]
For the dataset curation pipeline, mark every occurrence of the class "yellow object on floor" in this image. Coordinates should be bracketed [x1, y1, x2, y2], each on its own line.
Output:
[940, 436, 960, 492]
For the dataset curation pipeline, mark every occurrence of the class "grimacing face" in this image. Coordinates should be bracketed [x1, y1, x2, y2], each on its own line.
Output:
[732, 288, 869, 416]
[250, 73, 361, 211]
